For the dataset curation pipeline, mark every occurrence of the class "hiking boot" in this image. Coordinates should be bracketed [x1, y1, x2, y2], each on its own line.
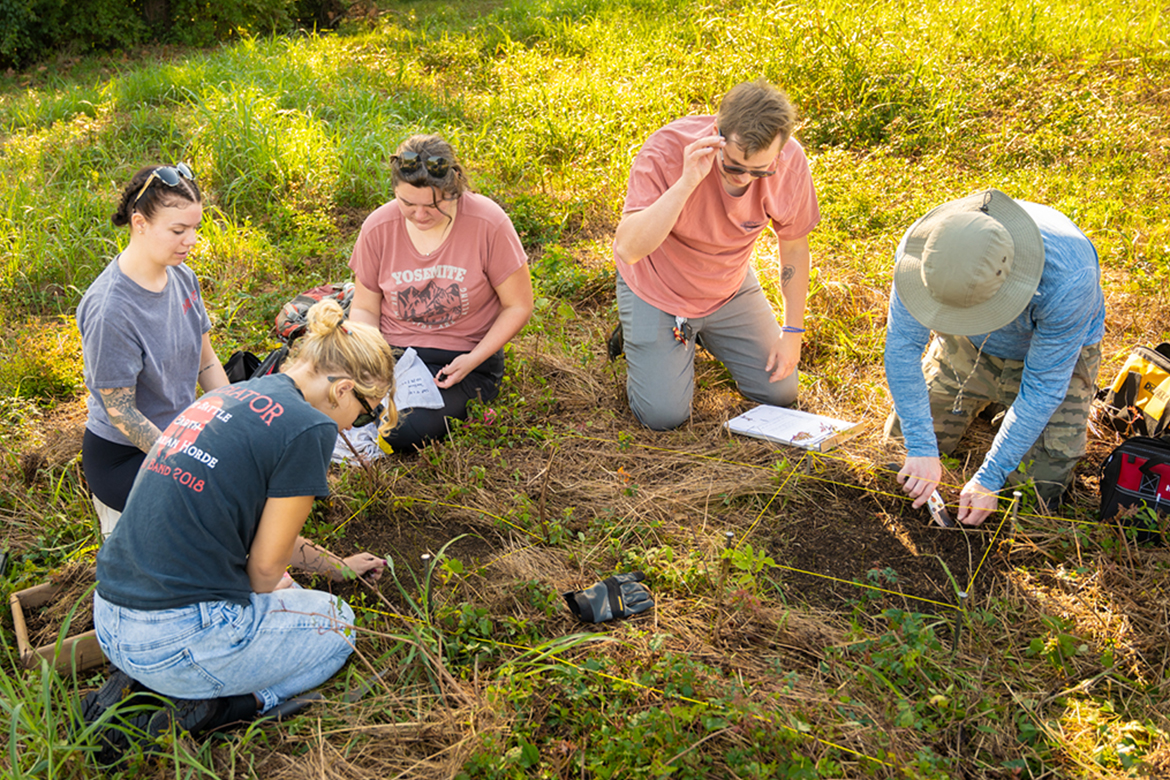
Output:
[78, 668, 158, 765]
[80, 668, 143, 720]
[607, 323, 624, 361]
[147, 693, 260, 740]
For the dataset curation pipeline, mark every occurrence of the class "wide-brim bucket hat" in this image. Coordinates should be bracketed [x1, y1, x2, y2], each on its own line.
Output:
[894, 189, 1044, 336]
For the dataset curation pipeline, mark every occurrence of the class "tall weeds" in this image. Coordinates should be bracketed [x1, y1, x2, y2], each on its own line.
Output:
[0, 0, 1168, 777]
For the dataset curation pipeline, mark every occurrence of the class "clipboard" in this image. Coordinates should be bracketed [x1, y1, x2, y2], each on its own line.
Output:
[725, 404, 861, 452]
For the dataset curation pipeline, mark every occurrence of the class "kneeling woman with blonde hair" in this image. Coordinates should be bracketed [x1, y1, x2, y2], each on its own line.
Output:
[86, 299, 396, 747]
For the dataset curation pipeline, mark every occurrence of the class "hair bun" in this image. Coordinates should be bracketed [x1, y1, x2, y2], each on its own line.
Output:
[304, 298, 346, 336]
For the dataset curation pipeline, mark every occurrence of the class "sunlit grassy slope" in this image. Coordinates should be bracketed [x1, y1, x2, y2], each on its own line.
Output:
[1, 1, 1169, 778]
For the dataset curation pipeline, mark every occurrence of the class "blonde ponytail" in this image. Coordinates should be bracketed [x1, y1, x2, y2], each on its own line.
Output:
[289, 300, 399, 435]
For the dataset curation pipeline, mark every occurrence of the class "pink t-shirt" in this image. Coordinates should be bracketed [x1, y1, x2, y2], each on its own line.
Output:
[617, 115, 820, 318]
[349, 192, 528, 352]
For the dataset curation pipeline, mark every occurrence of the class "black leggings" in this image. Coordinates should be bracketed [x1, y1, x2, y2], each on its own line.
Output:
[383, 346, 504, 451]
[82, 430, 146, 511]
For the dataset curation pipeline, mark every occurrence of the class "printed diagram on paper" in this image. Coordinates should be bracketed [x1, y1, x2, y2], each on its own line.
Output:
[726, 405, 861, 452]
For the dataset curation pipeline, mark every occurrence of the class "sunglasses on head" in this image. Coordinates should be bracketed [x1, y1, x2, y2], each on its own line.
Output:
[392, 151, 451, 179]
[133, 163, 195, 207]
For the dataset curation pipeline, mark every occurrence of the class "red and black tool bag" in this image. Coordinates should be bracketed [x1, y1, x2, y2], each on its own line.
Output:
[1100, 436, 1170, 543]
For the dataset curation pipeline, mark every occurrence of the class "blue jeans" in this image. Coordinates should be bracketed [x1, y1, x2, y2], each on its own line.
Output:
[93, 589, 356, 713]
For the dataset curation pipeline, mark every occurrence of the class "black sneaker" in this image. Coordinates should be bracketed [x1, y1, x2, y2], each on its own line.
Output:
[147, 693, 259, 740]
[78, 668, 159, 765]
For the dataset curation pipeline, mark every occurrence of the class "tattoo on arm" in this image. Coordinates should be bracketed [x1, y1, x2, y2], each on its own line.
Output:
[99, 386, 163, 453]
[781, 264, 795, 287]
[198, 363, 216, 376]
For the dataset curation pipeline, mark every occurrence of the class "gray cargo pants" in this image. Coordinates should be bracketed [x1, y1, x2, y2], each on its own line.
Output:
[617, 268, 798, 430]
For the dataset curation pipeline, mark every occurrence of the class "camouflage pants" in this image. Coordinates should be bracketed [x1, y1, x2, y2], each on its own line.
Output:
[885, 335, 1102, 503]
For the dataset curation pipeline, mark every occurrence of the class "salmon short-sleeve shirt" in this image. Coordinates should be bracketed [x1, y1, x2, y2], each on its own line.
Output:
[617, 115, 820, 318]
[349, 192, 527, 352]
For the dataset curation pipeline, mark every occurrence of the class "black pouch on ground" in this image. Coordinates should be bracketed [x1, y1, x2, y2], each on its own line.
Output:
[1100, 436, 1170, 544]
[1096, 342, 1170, 438]
[564, 571, 654, 623]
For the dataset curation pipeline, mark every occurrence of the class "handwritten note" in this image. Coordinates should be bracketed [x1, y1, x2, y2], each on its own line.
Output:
[393, 348, 444, 411]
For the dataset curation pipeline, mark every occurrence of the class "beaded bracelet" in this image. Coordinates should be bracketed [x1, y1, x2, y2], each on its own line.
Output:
[781, 325, 805, 334]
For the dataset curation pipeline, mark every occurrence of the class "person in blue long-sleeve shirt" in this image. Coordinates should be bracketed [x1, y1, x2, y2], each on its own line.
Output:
[884, 189, 1105, 526]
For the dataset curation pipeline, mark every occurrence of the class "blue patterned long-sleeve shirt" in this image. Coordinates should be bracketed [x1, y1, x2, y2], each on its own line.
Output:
[884, 201, 1105, 491]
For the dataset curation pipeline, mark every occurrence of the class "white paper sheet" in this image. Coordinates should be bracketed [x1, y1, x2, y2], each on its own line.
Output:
[393, 347, 444, 411]
[725, 404, 860, 452]
[332, 419, 384, 463]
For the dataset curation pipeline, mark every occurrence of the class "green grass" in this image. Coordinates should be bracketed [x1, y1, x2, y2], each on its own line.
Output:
[2, 0, 1169, 777]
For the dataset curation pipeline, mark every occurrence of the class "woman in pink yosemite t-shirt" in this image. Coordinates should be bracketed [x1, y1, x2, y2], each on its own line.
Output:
[348, 134, 533, 451]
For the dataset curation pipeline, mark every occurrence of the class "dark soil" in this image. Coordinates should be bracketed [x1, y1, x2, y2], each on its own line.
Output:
[298, 503, 506, 613]
[763, 476, 988, 611]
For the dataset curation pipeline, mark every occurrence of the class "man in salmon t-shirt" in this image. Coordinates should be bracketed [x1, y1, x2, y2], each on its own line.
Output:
[612, 79, 820, 430]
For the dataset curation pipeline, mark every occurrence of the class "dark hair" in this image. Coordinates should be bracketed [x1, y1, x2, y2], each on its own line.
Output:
[390, 134, 470, 200]
[717, 79, 796, 157]
[111, 165, 202, 227]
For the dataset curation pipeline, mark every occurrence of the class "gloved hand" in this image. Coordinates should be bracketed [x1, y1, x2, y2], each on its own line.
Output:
[563, 571, 654, 623]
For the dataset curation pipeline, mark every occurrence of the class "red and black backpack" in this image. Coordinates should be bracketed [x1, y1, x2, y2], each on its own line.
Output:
[223, 282, 355, 382]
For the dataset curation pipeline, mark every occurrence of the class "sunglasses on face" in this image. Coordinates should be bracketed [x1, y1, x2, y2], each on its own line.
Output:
[329, 375, 382, 427]
[133, 163, 195, 207]
[353, 395, 384, 428]
[718, 147, 776, 179]
[392, 151, 451, 178]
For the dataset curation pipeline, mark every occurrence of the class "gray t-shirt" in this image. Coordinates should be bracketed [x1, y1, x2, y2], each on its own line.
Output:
[77, 256, 211, 446]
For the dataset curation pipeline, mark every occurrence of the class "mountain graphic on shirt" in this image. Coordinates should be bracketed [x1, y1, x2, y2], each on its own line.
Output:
[399, 280, 462, 328]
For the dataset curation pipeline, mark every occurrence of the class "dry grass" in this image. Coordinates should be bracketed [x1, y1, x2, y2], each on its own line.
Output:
[6, 271, 1169, 777]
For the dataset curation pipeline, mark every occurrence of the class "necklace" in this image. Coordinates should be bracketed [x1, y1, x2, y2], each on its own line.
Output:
[945, 333, 992, 415]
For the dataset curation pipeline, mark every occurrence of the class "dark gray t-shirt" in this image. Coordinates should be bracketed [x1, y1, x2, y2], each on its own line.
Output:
[96, 374, 336, 610]
[77, 257, 211, 446]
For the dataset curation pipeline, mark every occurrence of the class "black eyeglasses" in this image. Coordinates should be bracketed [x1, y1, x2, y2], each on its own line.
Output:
[133, 163, 195, 207]
[353, 396, 384, 428]
[328, 376, 382, 427]
[392, 151, 451, 178]
[718, 147, 776, 179]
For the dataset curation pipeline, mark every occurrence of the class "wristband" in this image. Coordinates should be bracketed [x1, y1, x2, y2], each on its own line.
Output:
[781, 325, 805, 334]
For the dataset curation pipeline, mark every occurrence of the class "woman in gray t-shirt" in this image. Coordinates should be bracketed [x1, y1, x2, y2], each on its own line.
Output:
[77, 164, 229, 534]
